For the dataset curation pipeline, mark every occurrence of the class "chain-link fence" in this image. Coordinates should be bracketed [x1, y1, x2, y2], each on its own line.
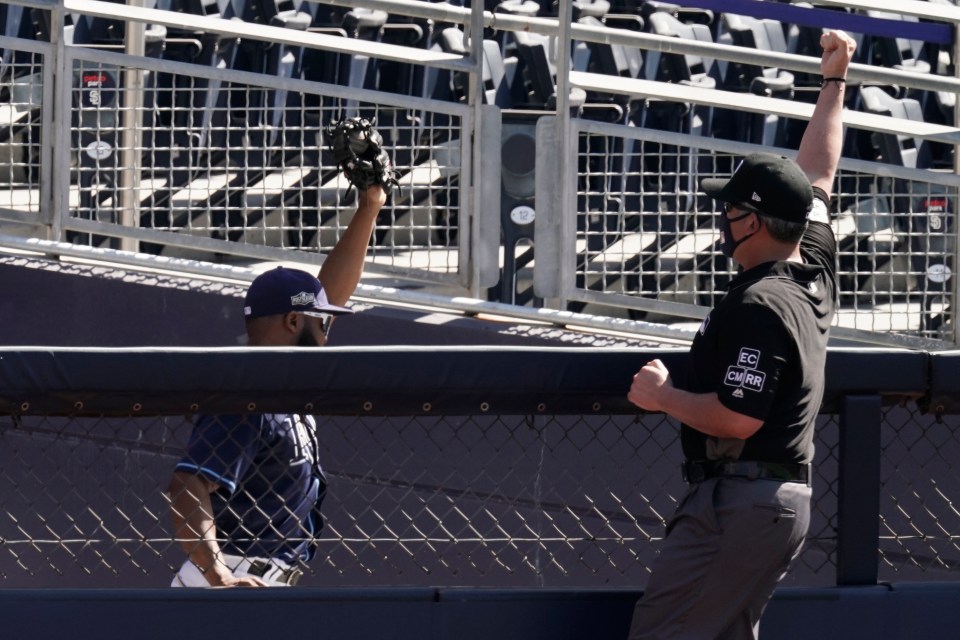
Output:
[0, 348, 955, 589]
[879, 405, 960, 579]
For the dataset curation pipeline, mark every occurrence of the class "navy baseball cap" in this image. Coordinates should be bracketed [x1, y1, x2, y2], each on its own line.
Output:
[701, 153, 813, 223]
[243, 267, 353, 319]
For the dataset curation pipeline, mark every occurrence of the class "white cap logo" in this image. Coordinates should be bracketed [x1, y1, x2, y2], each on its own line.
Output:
[290, 291, 315, 307]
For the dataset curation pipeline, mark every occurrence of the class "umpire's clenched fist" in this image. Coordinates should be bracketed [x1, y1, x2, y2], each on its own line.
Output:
[627, 358, 673, 413]
[819, 29, 856, 78]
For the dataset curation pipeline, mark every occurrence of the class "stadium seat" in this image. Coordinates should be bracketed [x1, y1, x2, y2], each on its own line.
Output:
[511, 30, 586, 111]
[862, 11, 932, 77]
[638, 0, 713, 31]
[0, 4, 30, 82]
[265, 5, 393, 249]
[571, 9, 644, 254]
[719, 14, 793, 89]
[494, 0, 540, 17]
[644, 11, 715, 85]
[833, 195, 906, 307]
[137, 0, 239, 253]
[859, 10, 952, 169]
[851, 86, 952, 330]
[375, 17, 429, 99]
[640, 11, 715, 213]
[908, 188, 954, 334]
[574, 15, 643, 84]
[571, 0, 611, 20]
[65, 12, 167, 248]
[847, 86, 933, 229]
[0, 4, 45, 186]
[856, 86, 932, 170]
[714, 13, 794, 147]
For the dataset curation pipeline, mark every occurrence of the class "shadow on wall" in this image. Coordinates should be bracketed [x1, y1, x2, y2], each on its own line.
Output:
[0, 258, 618, 348]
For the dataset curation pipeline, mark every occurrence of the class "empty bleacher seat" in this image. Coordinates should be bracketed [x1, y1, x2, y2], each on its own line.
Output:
[863, 11, 932, 77]
[511, 30, 586, 111]
[857, 86, 932, 170]
[65, 12, 167, 248]
[640, 11, 715, 214]
[715, 13, 794, 147]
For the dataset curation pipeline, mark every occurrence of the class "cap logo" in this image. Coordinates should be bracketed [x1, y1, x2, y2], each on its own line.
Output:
[752, 192, 762, 203]
[290, 291, 315, 307]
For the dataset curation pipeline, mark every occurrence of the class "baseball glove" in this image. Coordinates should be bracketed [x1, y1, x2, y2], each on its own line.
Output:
[327, 117, 400, 193]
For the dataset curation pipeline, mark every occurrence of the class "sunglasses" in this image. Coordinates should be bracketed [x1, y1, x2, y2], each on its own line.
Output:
[724, 202, 760, 215]
[301, 311, 335, 335]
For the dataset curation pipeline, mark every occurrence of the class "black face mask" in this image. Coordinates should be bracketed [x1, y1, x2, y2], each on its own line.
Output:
[719, 209, 757, 259]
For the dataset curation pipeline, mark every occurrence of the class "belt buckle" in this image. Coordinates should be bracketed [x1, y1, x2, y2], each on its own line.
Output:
[270, 566, 302, 586]
[284, 568, 303, 586]
[266, 564, 302, 586]
[742, 462, 762, 480]
[247, 560, 302, 586]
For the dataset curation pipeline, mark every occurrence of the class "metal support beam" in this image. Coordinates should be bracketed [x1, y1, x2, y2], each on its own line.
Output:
[837, 394, 883, 586]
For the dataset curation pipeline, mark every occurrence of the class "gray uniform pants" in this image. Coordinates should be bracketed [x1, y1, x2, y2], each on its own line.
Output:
[628, 476, 811, 640]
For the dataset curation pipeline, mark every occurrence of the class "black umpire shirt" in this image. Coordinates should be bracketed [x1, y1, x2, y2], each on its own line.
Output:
[681, 194, 837, 465]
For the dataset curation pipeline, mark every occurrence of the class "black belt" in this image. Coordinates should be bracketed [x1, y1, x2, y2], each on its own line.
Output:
[681, 460, 811, 486]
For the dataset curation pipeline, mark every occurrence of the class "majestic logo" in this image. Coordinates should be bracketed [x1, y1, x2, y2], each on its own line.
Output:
[724, 347, 766, 394]
[290, 291, 315, 307]
[698, 314, 711, 336]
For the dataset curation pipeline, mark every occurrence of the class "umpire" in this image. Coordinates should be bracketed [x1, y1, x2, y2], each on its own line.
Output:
[626, 31, 856, 639]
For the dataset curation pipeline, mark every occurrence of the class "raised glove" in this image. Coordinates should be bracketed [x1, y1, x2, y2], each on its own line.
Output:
[327, 117, 400, 193]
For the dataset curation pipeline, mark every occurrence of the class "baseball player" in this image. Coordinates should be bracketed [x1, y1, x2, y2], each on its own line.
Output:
[167, 266, 356, 587]
[168, 125, 395, 586]
[626, 31, 856, 638]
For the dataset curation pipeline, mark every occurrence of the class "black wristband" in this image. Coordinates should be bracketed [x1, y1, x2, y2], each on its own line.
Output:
[820, 77, 846, 88]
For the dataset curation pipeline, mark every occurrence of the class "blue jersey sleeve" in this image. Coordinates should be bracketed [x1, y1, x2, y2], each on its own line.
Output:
[174, 414, 261, 494]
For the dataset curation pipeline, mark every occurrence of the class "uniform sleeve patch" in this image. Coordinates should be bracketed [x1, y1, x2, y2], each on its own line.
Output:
[808, 198, 829, 223]
[724, 348, 767, 394]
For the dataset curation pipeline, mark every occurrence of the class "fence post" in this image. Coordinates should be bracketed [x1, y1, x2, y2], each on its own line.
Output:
[836, 394, 882, 586]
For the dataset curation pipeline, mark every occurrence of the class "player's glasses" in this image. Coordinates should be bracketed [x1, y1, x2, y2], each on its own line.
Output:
[301, 311, 335, 335]
[723, 201, 760, 216]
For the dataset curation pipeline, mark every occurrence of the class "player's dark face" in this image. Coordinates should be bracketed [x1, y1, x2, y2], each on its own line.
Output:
[296, 325, 321, 347]
[295, 315, 329, 347]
